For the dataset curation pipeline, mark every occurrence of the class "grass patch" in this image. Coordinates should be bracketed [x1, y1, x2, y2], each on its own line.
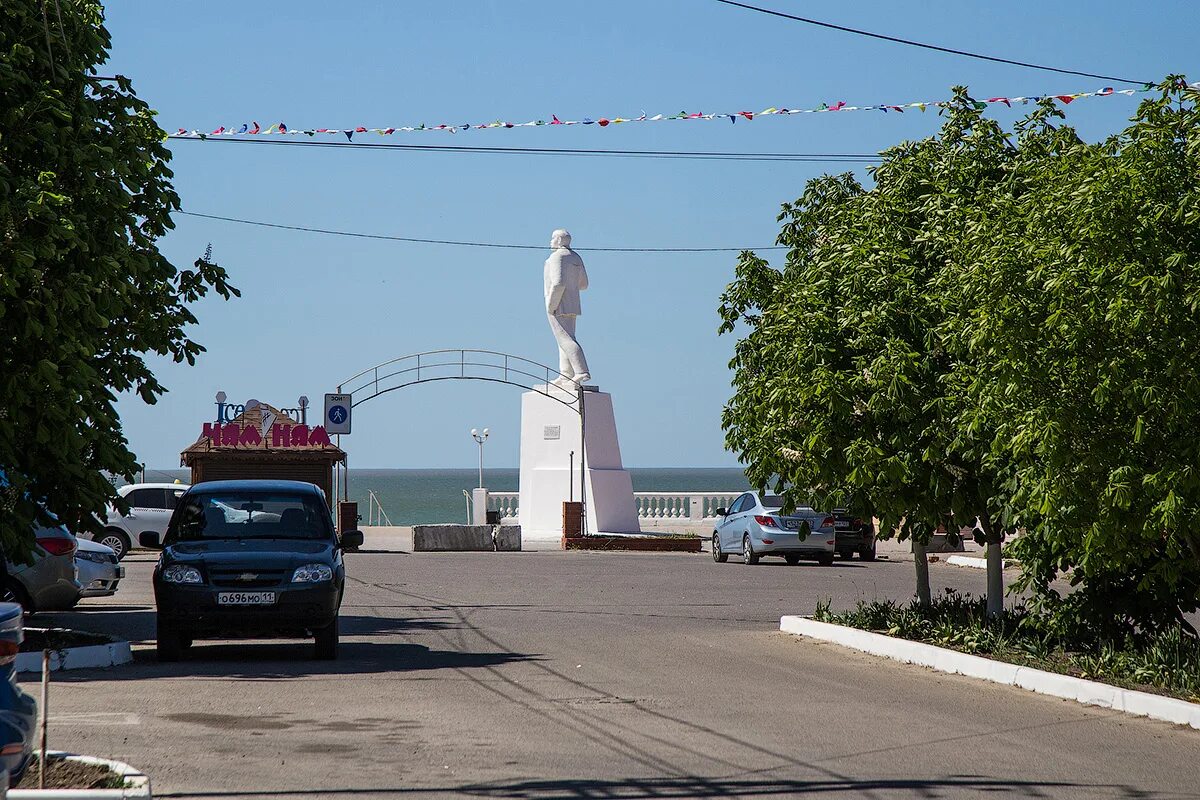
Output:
[814, 590, 1200, 703]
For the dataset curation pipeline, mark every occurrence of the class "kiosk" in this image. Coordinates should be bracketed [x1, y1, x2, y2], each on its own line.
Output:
[180, 401, 345, 506]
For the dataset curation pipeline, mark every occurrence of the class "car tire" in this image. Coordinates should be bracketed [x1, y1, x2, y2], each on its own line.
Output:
[156, 619, 184, 662]
[859, 540, 877, 561]
[818, 553, 835, 567]
[7, 580, 33, 613]
[784, 554, 801, 565]
[314, 617, 339, 660]
[742, 535, 759, 565]
[837, 550, 853, 559]
[97, 529, 131, 561]
[712, 533, 728, 563]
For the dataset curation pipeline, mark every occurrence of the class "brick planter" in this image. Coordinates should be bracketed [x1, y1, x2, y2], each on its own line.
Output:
[562, 535, 702, 552]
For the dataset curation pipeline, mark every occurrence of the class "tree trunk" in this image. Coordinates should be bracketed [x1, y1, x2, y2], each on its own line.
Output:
[912, 538, 932, 606]
[979, 511, 1003, 619]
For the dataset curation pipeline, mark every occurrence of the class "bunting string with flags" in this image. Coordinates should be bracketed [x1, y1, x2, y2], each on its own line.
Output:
[167, 82, 1196, 141]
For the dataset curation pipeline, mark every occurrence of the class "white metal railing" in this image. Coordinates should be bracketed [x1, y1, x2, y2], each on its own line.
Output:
[366, 490, 393, 527]
[486, 491, 741, 526]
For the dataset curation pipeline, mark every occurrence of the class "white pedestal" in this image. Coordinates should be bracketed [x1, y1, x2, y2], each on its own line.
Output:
[471, 488, 489, 525]
[518, 386, 641, 542]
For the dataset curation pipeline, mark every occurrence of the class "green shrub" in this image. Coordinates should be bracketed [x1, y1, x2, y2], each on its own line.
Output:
[814, 591, 1200, 702]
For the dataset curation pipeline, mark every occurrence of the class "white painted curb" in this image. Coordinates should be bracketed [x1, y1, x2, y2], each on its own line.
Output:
[9, 750, 151, 799]
[945, 555, 1011, 570]
[781, 616, 1200, 731]
[15, 641, 132, 674]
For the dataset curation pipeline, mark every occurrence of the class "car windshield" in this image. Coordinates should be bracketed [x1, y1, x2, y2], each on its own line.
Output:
[172, 492, 332, 541]
[761, 496, 785, 509]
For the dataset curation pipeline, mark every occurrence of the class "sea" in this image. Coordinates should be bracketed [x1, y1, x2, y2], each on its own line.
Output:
[141, 468, 749, 526]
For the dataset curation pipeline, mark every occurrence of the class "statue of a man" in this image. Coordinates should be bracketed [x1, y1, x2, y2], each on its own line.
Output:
[544, 229, 590, 387]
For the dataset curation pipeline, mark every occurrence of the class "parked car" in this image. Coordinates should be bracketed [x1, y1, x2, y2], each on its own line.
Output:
[833, 510, 877, 560]
[142, 480, 363, 662]
[712, 492, 836, 566]
[75, 538, 123, 598]
[89, 482, 190, 560]
[6, 524, 81, 613]
[0, 602, 36, 787]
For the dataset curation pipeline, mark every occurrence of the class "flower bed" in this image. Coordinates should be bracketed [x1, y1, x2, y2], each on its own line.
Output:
[814, 590, 1200, 703]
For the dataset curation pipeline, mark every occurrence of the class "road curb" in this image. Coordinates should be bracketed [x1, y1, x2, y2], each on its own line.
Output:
[15, 641, 133, 674]
[780, 615, 1200, 731]
[10, 750, 151, 798]
[945, 555, 1011, 570]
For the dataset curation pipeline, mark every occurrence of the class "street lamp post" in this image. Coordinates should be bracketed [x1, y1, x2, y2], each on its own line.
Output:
[470, 428, 489, 488]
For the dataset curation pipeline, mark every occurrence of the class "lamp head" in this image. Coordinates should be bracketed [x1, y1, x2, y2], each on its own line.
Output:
[483, 428, 490, 437]
[471, 428, 478, 437]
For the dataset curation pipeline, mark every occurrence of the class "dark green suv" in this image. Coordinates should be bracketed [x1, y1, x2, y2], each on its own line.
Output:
[143, 480, 363, 661]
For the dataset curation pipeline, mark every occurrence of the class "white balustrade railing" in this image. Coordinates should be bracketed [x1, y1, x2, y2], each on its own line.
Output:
[486, 491, 741, 526]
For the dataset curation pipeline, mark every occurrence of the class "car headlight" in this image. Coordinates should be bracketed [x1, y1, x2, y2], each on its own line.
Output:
[77, 550, 109, 564]
[162, 565, 203, 584]
[291, 564, 333, 583]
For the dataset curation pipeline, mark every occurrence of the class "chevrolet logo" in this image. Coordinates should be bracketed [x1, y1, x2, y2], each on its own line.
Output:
[236, 573, 258, 582]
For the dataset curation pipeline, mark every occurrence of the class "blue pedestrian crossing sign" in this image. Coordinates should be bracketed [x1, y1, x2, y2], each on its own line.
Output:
[324, 393, 352, 435]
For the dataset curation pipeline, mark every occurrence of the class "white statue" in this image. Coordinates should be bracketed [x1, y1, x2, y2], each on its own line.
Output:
[544, 229, 591, 387]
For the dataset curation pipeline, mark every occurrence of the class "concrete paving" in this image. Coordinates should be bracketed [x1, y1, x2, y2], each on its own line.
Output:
[31, 548, 1198, 799]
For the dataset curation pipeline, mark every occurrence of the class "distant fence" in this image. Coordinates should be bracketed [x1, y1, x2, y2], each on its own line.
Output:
[487, 491, 741, 527]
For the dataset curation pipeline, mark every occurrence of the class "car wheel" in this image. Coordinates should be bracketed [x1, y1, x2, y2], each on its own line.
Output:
[97, 529, 131, 561]
[156, 618, 184, 662]
[859, 540, 877, 561]
[742, 535, 759, 565]
[6, 581, 33, 613]
[818, 553, 835, 566]
[784, 554, 801, 566]
[712, 533, 728, 563]
[314, 616, 339, 660]
[837, 550, 853, 559]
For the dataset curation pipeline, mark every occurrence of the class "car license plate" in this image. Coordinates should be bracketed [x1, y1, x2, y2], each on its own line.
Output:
[784, 519, 800, 530]
[217, 591, 276, 606]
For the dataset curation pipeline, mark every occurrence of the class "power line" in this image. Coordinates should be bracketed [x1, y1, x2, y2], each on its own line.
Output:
[176, 211, 787, 252]
[713, 0, 1150, 86]
[170, 136, 880, 163]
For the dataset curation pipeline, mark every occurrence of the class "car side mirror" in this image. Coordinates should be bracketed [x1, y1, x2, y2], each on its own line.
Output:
[139, 531, 161, 548]
[715, 507, 727, 517]
[341, 530, 364, 550]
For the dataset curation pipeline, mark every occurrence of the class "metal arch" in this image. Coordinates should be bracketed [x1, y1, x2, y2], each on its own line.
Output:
[336, 349, 583, 414]
[334, 348, 589, 536]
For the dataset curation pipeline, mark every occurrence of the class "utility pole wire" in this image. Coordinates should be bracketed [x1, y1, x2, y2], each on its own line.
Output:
[713, 0, 1150, 86]
[169, 137, 880, 163]
[176, 211, 788, 253]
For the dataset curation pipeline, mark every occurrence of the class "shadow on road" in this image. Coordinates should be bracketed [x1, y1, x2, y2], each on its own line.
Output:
[154, 774, 1149, 798]
[45, 637, 540, 683]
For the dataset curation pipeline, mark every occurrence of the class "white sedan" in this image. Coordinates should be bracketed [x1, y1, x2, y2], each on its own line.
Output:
[75, 538, 123, 598]
[713, 492, 836, 566]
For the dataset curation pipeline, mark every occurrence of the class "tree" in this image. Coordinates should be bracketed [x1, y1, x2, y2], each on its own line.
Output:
[720, 77, 1200, 635]
[941, 78, 1200, 639]
[0, 1, 238, 557]
[719, 90, 1014, 608]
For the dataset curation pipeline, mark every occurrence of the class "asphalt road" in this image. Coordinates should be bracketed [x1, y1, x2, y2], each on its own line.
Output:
[30, 548, 1200, 799]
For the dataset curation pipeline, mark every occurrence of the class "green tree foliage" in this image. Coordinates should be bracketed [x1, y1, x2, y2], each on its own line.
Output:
[0, 1, 238, 557]
[720, 79, 1200, 634]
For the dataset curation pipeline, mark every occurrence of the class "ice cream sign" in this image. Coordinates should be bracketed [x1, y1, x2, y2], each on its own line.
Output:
[202, 393, 332, 448]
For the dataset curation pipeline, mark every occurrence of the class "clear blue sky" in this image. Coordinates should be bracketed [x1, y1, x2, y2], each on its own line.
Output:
[104, 1, 1193, 470]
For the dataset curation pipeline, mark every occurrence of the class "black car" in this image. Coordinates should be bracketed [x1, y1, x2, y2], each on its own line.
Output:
[141, 480, 364, 662]
[832, 510, 877, 560]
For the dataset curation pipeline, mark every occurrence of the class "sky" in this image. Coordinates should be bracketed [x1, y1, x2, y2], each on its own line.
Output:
[102, 0, 1195, 470]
